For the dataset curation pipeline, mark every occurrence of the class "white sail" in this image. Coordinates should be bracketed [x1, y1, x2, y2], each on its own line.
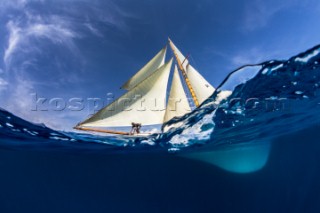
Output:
[169, 39, 215, 105]
[164, 66, 191, 123]
[121, 46, 167, 90]
[168, 39, 189, 71]
[80, 59, 173, 127]
[186, 65, 215, 105]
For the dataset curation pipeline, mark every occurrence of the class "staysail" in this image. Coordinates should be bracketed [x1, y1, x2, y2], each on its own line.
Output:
[121, 46, 167, 90]
[164, 65, 191, 123]
[79, 59, 173, 127]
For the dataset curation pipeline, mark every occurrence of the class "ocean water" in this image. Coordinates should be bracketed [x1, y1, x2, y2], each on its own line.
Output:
[1, 45, 320, 212]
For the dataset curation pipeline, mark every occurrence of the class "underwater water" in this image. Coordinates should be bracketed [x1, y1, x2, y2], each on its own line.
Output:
[1, 45, 320, 212]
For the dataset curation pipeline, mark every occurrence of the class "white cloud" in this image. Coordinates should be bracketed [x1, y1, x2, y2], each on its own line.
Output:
[0, 67, 8, 91]
[4, 21, 21, 67]
[0, 0, 137, 130]
[204, 47, 271, 68]
[0, 78, 8, 86]
[231, 48, 272, 67]
[0, 1, 82, 130]
[9, 78, 33, 110]
[1, 75, 71, 130]
[0, 0, 44, 11]
[3, 0, 135, 69]
[242, 0, 298, 31]
[4, 17, 80, 68]
[232, 51, 266, 66]
[84, 23, 103, 37]
[231, 47, 283, 67]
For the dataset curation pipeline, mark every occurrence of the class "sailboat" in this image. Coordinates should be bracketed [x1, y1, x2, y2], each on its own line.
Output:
[75, 39, 218, 136]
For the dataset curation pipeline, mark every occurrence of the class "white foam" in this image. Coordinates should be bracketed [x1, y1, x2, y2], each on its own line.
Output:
[268, 96, 278, 100]
[270, 64, 284, 72]
[5, 123, 13, 128]
[49, 136, 70, 141]
[214, 90, 232, 105]
[169, 110, 216, 147]
[168, 148, 180, 153]
[295, 49, 319, 63]
[140, 139, 155, 146]
[235, 108, 243, 115]
[262, 64, 284, 75]
[23, 128, 39, 136]
[261, 68, 268, 75]
[140, 128, 159, 134]
[163, 121, 184, 133]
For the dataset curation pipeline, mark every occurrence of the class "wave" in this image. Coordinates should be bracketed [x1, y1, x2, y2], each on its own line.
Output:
[160, 44, 320, 148]
[1, 44, 320, 172]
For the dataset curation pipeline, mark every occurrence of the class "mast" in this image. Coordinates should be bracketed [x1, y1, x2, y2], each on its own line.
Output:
[168, 38, 200, 107]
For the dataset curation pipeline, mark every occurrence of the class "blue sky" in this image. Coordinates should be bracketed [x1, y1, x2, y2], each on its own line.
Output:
[0, 0, 320, 130]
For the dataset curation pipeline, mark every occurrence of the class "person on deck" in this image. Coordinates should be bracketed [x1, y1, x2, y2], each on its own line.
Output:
[130, 122, 141, 135]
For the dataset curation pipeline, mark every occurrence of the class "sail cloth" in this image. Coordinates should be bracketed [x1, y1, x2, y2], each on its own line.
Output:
[78, 40, 218, 130]
[80, 59, 173, 127]
[186, 65, 215, 105]
[169, 39, 215, 105]
[168, 39, 189, 71]
[121, 46, 167, 90]
[164, 66, 192, 123]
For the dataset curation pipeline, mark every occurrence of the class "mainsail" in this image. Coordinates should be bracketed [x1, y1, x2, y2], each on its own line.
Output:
[79, 59, 173, 127]
[121, 46, 167, 90]
[164, 65, 191, 123]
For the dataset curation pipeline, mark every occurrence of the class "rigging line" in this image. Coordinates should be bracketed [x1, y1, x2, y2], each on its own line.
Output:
[189, 54, 199, 70]
[168, 40, 200, 107]
[181, 54, 190, 66]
